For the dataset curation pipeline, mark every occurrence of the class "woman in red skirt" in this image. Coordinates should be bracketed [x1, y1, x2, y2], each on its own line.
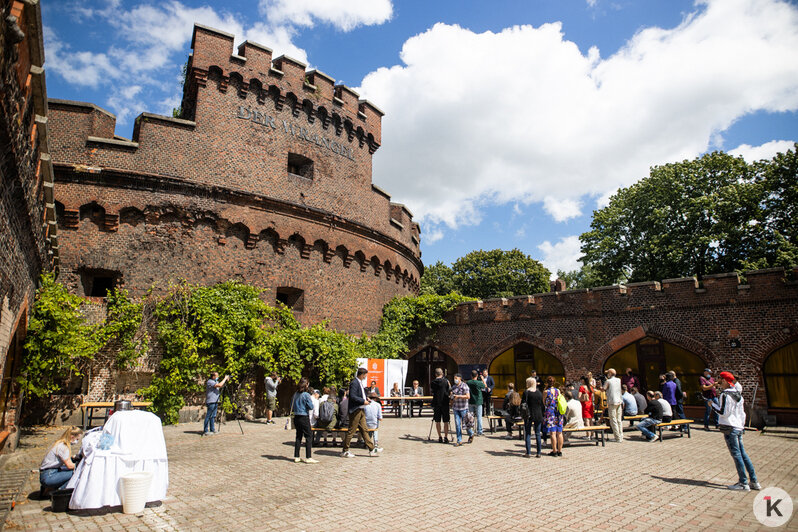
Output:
[579, 376, 595, 437]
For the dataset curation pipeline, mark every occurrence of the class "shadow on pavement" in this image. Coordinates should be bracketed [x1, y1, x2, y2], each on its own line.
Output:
[650, 475, 726, 489]
[260, 454, 294, 461]
[483, 449, 524, 457]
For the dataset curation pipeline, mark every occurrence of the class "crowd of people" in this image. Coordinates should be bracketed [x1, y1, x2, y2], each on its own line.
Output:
[193, 364, 762, 491]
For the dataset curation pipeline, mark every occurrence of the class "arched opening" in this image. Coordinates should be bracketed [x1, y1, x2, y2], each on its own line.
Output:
[406, 347, 457, 394]
[763, 341, 798, 409]
[489, 342, 565, 396]
[602, 336, 705, 405]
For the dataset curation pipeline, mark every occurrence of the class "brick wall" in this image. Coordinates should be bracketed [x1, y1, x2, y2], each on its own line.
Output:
[0, 0, 57, 450]
[411, 269, 798, 424]
[47, 23, 422, 335]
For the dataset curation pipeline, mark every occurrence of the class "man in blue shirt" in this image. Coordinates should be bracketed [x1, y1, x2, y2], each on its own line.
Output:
[204, 372, 229, 436]
[621, 384, 638, 415]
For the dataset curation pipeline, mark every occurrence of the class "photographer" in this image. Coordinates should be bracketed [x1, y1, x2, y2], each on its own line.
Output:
[264, 372, 281, 424]
[204, 372, 229, 436]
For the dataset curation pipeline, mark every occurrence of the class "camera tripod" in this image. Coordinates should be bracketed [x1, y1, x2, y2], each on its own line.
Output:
[215, 383, 245, 435]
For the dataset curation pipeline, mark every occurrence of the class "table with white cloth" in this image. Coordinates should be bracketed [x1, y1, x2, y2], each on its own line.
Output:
[66, 410, 169, 510]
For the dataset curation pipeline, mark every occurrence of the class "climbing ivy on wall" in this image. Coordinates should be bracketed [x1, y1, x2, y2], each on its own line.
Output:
[21, 274, 103, 397]
[101, 288, 148, 370]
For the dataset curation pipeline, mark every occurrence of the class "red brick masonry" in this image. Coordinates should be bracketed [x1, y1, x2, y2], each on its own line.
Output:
[47, 24, 422, 334]
[411, 269, 798, 422]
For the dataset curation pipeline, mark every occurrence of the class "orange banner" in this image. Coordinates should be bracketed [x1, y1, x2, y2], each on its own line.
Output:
[367, 358, 385, 395]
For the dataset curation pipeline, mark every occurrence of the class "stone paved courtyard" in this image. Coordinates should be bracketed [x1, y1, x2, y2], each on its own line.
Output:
[1, 417, 796, 531]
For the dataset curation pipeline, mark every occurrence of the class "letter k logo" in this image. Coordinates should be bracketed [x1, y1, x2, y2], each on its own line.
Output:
[764, 496, 783, 517]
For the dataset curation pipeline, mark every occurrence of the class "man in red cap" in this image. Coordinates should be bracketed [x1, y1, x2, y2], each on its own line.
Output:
[711, 371, 760, 491]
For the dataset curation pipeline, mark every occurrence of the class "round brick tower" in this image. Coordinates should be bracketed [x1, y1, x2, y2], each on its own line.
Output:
[47, 24, 422, 334]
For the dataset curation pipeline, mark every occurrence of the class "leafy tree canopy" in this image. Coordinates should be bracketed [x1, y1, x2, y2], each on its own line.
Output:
[419, 261, 455, 296]
[580, 146, 798, 285]
[450, 249, 551, 299]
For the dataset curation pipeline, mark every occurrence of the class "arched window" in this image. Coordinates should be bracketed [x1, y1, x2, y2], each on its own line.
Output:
[603, 337, 705, 404]
[764, 342, 798, 409]
[406, 347, 457, 393]
[489, 343, 565, 397]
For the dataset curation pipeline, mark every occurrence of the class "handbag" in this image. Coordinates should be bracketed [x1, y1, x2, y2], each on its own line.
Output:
[285, 393, 295, 430]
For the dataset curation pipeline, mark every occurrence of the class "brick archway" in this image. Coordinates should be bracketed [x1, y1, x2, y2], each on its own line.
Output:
[749, 328, 798, 367]
[479, 332, 577, 377]
[589, 324, 717, 371]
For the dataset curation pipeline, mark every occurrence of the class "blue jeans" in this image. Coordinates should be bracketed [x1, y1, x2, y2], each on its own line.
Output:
[636, 417, 659, 440]
[40, 468, 73, 490]
[524, 419, 542, 455]
[204, 402, 218, 433]
[724, 428, 757, 485]
[468, 404, 483, 435]
[704, 398, 719, 428]
[453, 409, 473, 443]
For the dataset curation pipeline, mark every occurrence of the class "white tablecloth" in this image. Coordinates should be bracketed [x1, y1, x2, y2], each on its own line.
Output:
[67, 410, 169, 510]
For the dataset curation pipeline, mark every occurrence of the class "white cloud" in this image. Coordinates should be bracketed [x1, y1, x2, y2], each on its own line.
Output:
[537, 236, 583, 278]
[359, 0, 798, 227]
[424, 228, 444, 244]
[260, 0, 392, 31]
[729, 139, 796, 162]
[543, 197, 582, 222]
[586, 0, 598, 7]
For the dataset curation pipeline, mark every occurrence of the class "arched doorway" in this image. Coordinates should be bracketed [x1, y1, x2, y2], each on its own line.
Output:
[602, 336, 705, 405]
[406, 347, 457, 394]
[489, 342, 565, 396]
[763, 341, 798, 409]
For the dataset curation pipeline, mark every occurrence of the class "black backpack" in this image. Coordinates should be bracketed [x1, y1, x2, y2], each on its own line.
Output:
[318, 400, 335, 425]
[520, 391, 530, 420]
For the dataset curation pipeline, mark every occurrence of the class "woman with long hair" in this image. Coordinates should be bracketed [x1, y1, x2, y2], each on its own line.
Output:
[503, 384, 523, 439]
[290, 377, 318, 463]
[544, 377, 564, 456]
[522, 377, 545, 458]
[579, 375, 595, 438]
[39, 426, 82, 492]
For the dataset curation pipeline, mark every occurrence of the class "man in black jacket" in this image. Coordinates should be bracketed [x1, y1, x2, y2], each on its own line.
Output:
[342, 367, 383, 458]
[635, 391, 664, 442]
[430, 368, 451, 443]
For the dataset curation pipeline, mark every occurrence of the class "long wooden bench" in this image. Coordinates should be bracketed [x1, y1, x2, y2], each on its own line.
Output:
[624, 414, 647, 426]
[655, 419, 693, 441]
[311, 427, 376, 447]
[563, 425, 611, 447]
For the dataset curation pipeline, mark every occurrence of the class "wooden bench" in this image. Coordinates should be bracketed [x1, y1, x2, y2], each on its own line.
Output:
[487, 415, 504, 433]
[624, 414, 647, 426]
[655, 419, 693, 441]
[563, 425, 611, 446]
[311, 427, 376, 447]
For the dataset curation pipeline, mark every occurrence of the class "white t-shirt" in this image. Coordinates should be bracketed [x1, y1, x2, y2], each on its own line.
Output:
[604, 376, 622, 405]
[40, 441, 70, 470]
[309, 396, 320, 426]
[657, 398, 673, 417]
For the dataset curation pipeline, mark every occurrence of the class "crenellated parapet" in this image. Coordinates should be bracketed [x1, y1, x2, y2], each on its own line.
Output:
[450, 268, 798, 324]
[184, 24, 382, 153]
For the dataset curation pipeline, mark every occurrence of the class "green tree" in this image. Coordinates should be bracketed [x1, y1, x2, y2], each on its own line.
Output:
[21, 274, 103, 397]
[450, 249, 551, 299]
[557, 264, 603, 290]
[749, 144, 798, 270]
[419, 261, 455, 295]
[579, 151, 782, 284]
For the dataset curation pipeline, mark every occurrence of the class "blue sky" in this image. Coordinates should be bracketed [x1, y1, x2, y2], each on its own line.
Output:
[42, 0, 798, 276]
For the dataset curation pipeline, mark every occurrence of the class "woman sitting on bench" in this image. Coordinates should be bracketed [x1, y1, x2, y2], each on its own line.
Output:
[39, 426, 82, 494]
[501, 384, 522, 438]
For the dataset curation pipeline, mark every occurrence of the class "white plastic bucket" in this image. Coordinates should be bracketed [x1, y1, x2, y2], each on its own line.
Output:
[121, 471, 153, 514]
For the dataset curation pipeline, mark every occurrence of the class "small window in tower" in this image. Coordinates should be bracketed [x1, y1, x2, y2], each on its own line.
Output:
[287, 153, 313, 179]
[276, 287, 304, 312]
[80, 269, 121, 298]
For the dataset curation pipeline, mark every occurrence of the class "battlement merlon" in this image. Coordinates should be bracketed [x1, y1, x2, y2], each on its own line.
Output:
[448, 267, 798, 322]
[188, 24, 382, 146]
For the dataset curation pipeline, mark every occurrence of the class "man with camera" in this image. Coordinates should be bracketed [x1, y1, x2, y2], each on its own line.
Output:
[204, 372, 230, 436]
[264, 372, 281, 424]
[712, 371, 760, 491]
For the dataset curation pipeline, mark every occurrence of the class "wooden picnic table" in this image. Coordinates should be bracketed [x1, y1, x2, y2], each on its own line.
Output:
[80, 401, 152, 430]
[379, 396, 434, 418]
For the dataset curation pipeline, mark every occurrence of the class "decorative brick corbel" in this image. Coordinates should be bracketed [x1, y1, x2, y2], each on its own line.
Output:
[274, 239, 287, 255]
[343, 254, 354, 268]
[323, 249, 335, 263]
[245, 235, 258, 249]
[218, 76, 229, 93]
[373, 263, 383, 276]
[300, 244, 313, 259]
[103, 213, 119, 232]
